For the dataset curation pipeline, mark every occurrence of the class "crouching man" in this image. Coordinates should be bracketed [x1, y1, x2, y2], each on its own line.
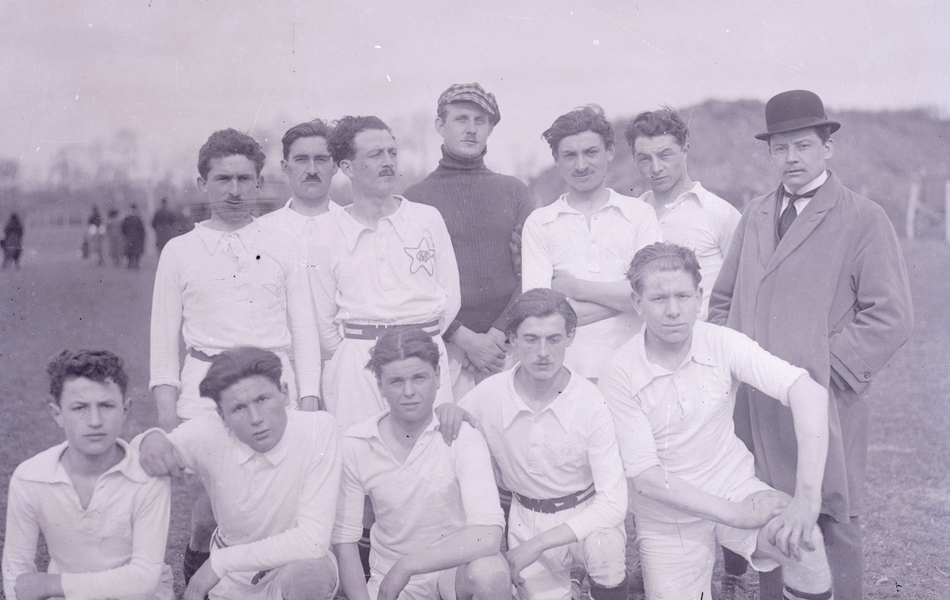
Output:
[2, 349, 173, 600]
[333, 327, 510, 600]
[454, 288, 628, 600]
[599, 243, 834, 600]
[136, 347, 341, 600]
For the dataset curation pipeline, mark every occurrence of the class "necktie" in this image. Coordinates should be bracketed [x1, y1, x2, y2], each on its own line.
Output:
[777, 188, 818, 240]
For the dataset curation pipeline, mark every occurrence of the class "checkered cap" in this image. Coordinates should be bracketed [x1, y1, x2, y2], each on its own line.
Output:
[437, 83, 501, 125]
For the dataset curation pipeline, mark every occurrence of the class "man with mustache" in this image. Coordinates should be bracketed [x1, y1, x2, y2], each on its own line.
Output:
[522, 105, 660, 382]
[149, 128, 321, 583]
[709, 90, 914, 600]
[403, 83, 534, 400]
[309, 115, 460, 431]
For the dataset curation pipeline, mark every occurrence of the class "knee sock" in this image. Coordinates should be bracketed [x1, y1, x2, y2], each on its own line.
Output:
[183, 545, 211, 586]
[589, 575, 628, 600]
[784, 584, 833, 600]
[358, 528, 372, 582]
[722, 546, 749, 576]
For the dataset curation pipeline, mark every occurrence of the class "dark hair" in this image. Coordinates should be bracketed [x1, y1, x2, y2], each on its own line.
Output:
[623, 107, 689, 151]
[47, 349, 129, 403]
[198, 347, 282, 406]
[328, 116, 392, 164]
[626, 242, 702, 294]
[542, 104, 614, 159]
[506, 288, 578, 338]
[197, 128, 266, 179]
[366, 327, 441, 379]
[281, 119, 331, 160]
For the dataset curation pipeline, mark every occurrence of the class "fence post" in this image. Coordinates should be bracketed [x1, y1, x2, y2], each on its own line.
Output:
[906, 181, 919, 241]
[945, 180, 950, 244]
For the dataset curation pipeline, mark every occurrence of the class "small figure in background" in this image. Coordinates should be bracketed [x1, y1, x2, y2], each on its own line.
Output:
[121, 203, 146, 269]
[151, 197, 179, 254]
[85, 204, 105, 265]
[105, 208, 124, 267]
[2, 212, 24, 269]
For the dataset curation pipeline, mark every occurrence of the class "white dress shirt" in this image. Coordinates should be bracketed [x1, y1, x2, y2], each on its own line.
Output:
[256, 197, 342, 269]
[521, 189, 661, 379]
[2, 440, 171, 600]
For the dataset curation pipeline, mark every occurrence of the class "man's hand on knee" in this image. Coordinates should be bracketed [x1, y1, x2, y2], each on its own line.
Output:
[184, 560, 220, 600]
[727, 490, 790, 529]
[764, 495, 820, 560]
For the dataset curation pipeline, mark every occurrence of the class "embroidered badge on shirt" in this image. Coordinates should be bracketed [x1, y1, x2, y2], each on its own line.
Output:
[404, 237, 436, 276]
[263, 276, 287, 310]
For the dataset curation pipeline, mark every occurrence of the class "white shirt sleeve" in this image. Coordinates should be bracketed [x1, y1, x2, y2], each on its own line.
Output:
[453, 426, 505, 529]
[520, 211, 554, 292]
[284, 250, 322, 398]
[2, 474, 40, 600]
[432, 214, 462, 329]
[60, 477, 171, 600]
[209, 425, 342, 577]
[149, 244, 184, 390]
[599, 359, 662, 479]
[331, 438, 367, 546]
[713, 201, 741, 260]
[307, 239, 343, 360]
[722, 327, 808, 406]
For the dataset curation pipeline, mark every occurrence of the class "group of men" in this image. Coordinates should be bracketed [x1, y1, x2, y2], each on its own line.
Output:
[2, 84, 913, 600]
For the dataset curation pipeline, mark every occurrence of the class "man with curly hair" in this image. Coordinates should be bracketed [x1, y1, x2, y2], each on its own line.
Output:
[149, 128, 321, 582]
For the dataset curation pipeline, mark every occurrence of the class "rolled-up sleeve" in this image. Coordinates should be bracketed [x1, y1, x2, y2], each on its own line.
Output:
[331, 439, 368, 546]
[3, 475, 40, 600]
[520, 211, 554, 292]
[599, 362, 662, 480]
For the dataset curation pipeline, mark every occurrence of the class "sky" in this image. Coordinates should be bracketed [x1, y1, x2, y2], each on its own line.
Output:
[1, 0, 947, 183]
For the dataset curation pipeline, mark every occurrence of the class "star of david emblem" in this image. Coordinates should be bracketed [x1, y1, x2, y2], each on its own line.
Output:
[263, 277, 287, 310]
[404, 237, 436, 276]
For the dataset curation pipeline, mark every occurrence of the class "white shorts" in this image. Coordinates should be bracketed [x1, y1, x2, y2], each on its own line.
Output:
[367, 565, 459, 600]
[323, 335, 453, 430]
[636, 476, 780, 600]
[508, 497, 627, 600]
[210, 555, 339, 600]
[177, 349, 298, 420]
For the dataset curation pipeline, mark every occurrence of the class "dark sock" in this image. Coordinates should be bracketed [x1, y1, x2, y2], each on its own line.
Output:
[783, 584, 833, 600]
[358, 528, 372, 582]
[722, 547, 749, 576]
[183, 545, 211, 586]
[589, 575, 628, 600]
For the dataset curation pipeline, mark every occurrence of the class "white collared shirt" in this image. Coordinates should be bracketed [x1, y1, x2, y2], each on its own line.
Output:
[639, 182, 740, 320]
[332, 413, 504, 574]
[308, 197, 461, 358]
[2, 440, 170, 600]
[150, 411, 341, 580]
[256, 197, 342, 269]
[598, 322, 807, 522]
[459, 368, 627, 541]
[149, 219, 321, 397]
[781, 170, 829, 214]
[521, 188, 661, 378]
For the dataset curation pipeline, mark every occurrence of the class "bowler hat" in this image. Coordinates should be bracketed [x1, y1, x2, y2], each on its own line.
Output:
[755, 90, 840, 141]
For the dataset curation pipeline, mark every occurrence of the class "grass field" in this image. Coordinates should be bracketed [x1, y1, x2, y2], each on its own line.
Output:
[0, 225, 947, 599]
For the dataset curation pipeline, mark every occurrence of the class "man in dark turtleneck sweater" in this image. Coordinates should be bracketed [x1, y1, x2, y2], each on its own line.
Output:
[404, 83, 534, 401]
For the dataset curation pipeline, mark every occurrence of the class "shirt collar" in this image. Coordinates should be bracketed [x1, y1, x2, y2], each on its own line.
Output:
[538, 188, 627, 225]
[19, 438, 151, 485]
[500, 366, 579, 431]
[338, 196, 411, 253]
[623, 324, 720, 396]
[641, 181, 707, 210]
[346, 409, 440, 441]
[783, 170, 828, 197]
[281, 197, 340, 237]
[194, 219, 261, 256]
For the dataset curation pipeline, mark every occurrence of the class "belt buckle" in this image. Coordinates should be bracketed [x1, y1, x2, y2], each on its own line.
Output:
[540, 498, 559, 513]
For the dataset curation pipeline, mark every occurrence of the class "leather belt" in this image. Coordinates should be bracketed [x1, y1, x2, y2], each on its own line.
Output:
[513, 484, 595, 514]
[188, 348, 216, 362]
[343, 319, 440, 340]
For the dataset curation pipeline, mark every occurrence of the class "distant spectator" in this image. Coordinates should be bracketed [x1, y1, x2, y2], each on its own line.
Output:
[105, 209, 124, 267]
[2, 212, 24, 269]
[121, 204, 146, 269]
[151, 197, 180, 254]
[85, 204, 105, 266]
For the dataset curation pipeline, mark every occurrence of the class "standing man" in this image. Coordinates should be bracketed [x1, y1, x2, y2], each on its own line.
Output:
[458, 289, 629, 600]
[709, 90, 914, 600]
[624, 107, 740, 320]
[152, 197, 180, 254]
[522, 105, 660, 381]
[404, 83, 534, 399]
[121, 204, 146, 269]
[258, 119, 341, 268]
[150, 128, 321, 582]
[311, 115, 460, 431]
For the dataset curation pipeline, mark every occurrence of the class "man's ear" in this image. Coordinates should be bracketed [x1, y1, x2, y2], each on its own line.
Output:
[632, 291, 644, 316]
[435, 117, 446, 137]
[48, 398, 64, 429]
[256, 175, 264, 189]
[606, 144, 616, 162]
[338, 158, 354, 179]
[823, 138, 835, 160]
[280, 159, 290, 177]
[682, 142, 690, 158]
[196, 176, 208, 193]
[123, 396, 132, 416]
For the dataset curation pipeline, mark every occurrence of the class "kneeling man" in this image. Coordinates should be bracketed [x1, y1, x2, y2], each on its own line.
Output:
[137, 347, 341, 600]
[3, 349, 173, 600]
[333, 327, 510, 600]
[459, 288, 629, 600]
[599, 243, 834, 600]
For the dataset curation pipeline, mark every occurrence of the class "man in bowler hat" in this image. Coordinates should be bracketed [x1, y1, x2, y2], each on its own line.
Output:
[708, 90, 914, 600]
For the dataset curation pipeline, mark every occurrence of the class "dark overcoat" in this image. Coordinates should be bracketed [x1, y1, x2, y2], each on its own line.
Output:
[708, 171, 913, 522]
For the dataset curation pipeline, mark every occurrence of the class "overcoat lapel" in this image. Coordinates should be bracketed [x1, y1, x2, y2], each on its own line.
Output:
[763, 173, 841, 278]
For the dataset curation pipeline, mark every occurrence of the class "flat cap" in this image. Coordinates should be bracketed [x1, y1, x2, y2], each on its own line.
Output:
[437, 83, 501, 125]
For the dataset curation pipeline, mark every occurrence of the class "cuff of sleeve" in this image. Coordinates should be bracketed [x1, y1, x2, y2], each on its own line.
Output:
[149, 378, 181, 391]
[562, 517, 591, 544]
[776, 369, 810, 407]
[625, 459, 661, 481]
[443, 319, 462, 341]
